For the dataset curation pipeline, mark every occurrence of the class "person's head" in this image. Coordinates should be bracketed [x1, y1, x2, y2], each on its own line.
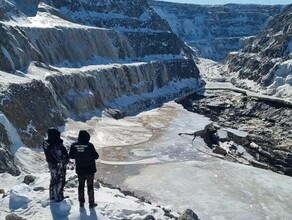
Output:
[78, 130, 90, 144]
[47, 128, 62, 144]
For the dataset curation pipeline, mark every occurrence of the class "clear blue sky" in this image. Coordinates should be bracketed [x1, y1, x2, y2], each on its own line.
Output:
[157, 0, 291, 5]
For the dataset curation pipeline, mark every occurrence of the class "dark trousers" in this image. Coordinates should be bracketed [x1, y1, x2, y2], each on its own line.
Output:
[49, 163, 66, 201]
[78, 174, 95, 204]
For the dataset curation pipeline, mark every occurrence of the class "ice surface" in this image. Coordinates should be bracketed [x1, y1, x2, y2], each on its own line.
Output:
[62, 101, 292, 220]
[225, 128, 248, 137]
[126, 160, 292, 220]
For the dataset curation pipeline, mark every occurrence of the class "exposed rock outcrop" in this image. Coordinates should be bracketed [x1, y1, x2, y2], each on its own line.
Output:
[23, 175, 36, 185]
[43, 0, 171, 31]
[225, 4, 292, 100]
[5, 213, 25, 220]
[178, 209, 199, 220]
[0, 0, 202, 174]
[0, 0, 195, 73]
[149, 1, 283, 61]
[0, 148, 20, 176]
[177, 89, 292, 176]
[0, 78, 64, 146]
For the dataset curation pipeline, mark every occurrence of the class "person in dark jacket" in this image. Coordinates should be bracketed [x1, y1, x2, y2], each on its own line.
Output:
[69, 130, 99, 208]
[43, 128, 69, 202]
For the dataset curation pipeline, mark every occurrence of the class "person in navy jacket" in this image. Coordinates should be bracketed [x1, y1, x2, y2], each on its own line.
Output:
[69, 130, 99, 208]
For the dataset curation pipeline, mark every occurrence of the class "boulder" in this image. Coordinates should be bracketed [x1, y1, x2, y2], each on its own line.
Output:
[23, 175, 36, 185]
[5, 213, 25, 220]
[178, 209, 199, 220]
[102, 108, 126, 119]
[212, 145, 228, 156]
[33, 186, 45, 191]
[143, 215, 155, 220]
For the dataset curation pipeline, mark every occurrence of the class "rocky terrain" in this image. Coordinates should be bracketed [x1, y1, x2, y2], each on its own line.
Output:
[177, 88, 292, 176]
[0, 0, 202, 175]
[224, 4, 292, 100]
[149, 0, 283, 61]
[217, 5, 292, 175]
[173, 4, 292, 177]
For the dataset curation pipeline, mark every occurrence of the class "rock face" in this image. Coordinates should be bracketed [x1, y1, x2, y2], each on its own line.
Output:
[0, 148, 20, 176]
[178, 209, 199, 220]
[149, 1, 283, 61]
[225, 4, 292, 100]
[0, 0, 195, 72]
[46, 60, 200, 118]
[177, 89, 292, 176]
[0, 0, 202, 174]
[5, 213, 26, 220]
[0, 76, 64, 175]
[44, 0, 171, 31]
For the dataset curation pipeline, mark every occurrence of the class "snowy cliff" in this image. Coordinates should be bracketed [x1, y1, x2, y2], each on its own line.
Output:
[0, 0, 195, 71]
[149, 1, 283, 61]
[0, 0, 202, 174]
[225, 4, 292, 101]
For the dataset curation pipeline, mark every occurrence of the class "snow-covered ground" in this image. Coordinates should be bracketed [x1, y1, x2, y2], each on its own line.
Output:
[0, 126, 178, 220]
[1, 100, 292, 219]
[197, 58, 226, 80]
[198, 58, 292, 104]
[266, 59, 292, 99]
[0, 170, 174, 220]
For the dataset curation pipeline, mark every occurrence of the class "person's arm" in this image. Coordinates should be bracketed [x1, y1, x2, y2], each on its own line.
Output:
[69, 144, 76, 159]
[51, 145, 64, 164]
[61, 145, 69, 164]
[90, 143, 99, 160]
[43, 140, 57, 164]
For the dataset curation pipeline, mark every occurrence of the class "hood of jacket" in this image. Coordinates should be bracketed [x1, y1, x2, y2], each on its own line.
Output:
[78, 130, 90, 144]
[47, 128, 62, 144]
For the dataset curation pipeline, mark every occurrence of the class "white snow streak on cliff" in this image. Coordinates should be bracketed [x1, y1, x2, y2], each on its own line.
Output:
[0, 112, 23, 155]
[267, 59, 292, 98]
[198, 58, 292, 103]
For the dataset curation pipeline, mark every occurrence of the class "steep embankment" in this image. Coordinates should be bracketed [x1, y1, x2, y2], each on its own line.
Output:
[0, 0, 202, 175]
[149, 1, 283, 61]
[225, 4, 292, 101]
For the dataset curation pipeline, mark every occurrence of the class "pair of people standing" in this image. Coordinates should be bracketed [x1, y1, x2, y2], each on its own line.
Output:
[43, 128, 99, 208]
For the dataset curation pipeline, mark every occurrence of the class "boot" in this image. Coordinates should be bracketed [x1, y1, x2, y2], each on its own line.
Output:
[89, 203, 97, 208]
